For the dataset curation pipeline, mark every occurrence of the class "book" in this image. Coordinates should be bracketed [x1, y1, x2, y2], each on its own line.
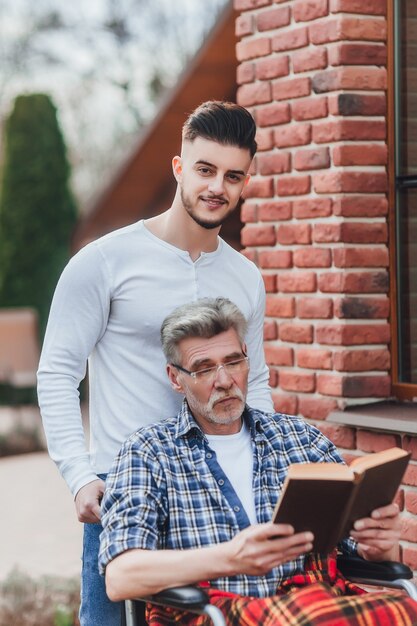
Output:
[272, 447, 410, 553]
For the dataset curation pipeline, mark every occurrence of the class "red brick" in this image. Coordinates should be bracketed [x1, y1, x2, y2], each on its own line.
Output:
[297, 297, 333, 319]
[240, 202, 257, 223]
[334, 296, 390, 319]
[294, 248, 332, 268]
[262, 273, 277, 292]
[265, 295, 295, 317]
[257, 6, 291, 31]
[236, 37, 271, 61]
[317, 422, 356, 448]
[333, 348, 390, 371]
[329, 93, 386, 116]
[236, 13, 254, 37]
[259, 249, 293, 268]
[294, 147, 330, 171]
[333, 144, 387, 166]
[275, 123, 312, 148]
[313, 223, 342, 243]
[256, 56, 290, 80]
[240, 248, 257, 263]
[279, 322, 314, 343]
[309, 16, 387, 45]
[328, 43, 387, 66]
[255, 128, 274, 151]
[294, 0, 329, 22]
[317, 374, 343, 396]
[257, 102, 291, 127]
[241, 224, 276, 246]
[292, 97, 328, 121]
[272, 393, 298, 415]
[280, 370, 316, 393]
[237, 82, 272, 107]
[403, 547, 417, 571]
[320, 271, 389, 294]
[269, 368, 278, 388]
[272, 26, 309, 52]
[258, 201, 292, 221]
[333, 195, 388, 218]
[299, 396, 339, 420]
[297, 348, 333, 369]
[293, 47, 328, 73]
[234, 0, 272, 9]
[340, 222, 387, 244]
[264, 320, 278, 340]
[333, 247, 388, 268]
[329, 0, 387, 15]
[343, 374, 391, 399]
[313, 119, 386, 143]
[293, 197, 332, 219]
[279, 272, 317, 293]
[356, 430, 400, 453]
[243, 176, 274, 198]
[405, 492, 417, 515]
[258, 152, 291, 175]
[313, 171, 387, 194]
[277, 175, 311, 196]
[316, 323, 390, 345]
[264, 344, 294, 366]
[404, 437, 417, 462]
[237, 61, 255, 85]
[272, 77, 311, 101]
[312, 67, 386, 93]
[403, 465, 417, 488]
[276, 223, 312, 245]
[401, 516, 417, 541]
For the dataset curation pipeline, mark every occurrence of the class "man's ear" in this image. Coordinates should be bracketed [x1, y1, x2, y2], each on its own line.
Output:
[172, 156, 183, 182]
[167, 363, 184, 394]
[242, 341, 248, 355]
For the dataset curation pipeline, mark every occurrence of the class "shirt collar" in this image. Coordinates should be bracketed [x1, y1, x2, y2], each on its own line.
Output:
[174, 398, 265, 440]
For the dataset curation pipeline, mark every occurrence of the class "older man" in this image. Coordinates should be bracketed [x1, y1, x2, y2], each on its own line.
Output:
[100, 298, 417, 626]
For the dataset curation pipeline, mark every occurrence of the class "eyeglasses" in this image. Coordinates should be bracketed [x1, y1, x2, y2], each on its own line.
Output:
[172, 355, 249, 384]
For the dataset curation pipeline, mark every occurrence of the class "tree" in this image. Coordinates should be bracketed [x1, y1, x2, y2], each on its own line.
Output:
[0, 93, 77, 335]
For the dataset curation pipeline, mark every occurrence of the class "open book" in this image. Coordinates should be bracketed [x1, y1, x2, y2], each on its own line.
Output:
[272, 447, 410, 553]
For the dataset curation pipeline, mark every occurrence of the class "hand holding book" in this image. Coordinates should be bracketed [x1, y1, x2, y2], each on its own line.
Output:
[272, 447, 410, 554]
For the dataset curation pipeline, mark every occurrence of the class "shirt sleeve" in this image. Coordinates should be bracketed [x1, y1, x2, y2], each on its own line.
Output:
[37, 243, 112, 496]
[99, 436, 168, 574]
[245, 273, 274, 414]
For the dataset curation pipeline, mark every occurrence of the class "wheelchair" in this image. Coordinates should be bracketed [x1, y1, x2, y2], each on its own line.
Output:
[122, 554, 417, 626]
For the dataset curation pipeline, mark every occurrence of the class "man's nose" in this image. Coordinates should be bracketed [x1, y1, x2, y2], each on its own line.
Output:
[213, 365, 233, 388]
[208, 174, 225, 195]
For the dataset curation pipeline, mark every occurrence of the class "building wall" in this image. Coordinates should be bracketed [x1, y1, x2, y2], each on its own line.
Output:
[234, 0, 417, 570]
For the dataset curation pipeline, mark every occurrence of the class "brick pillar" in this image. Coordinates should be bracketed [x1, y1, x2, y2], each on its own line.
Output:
[235, 0, 390, 424]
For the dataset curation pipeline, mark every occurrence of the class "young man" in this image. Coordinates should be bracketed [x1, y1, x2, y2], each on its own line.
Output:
[99, 298, 417, 626]
[37, 101, 273, 625]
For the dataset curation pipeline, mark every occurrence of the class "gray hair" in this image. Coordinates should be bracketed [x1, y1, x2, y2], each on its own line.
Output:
[161, 297, 248, 364]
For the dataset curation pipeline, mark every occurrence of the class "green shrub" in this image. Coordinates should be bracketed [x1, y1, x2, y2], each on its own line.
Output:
[0, 94, 77, 335]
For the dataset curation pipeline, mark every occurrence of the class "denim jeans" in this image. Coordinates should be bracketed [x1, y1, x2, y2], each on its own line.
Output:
[79, 477, 123, 625]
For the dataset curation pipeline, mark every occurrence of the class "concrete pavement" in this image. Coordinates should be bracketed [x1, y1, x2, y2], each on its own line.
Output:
[0, 452, 83, 581]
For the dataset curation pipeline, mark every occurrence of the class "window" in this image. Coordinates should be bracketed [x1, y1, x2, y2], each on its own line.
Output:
[391, 0, 417, 397]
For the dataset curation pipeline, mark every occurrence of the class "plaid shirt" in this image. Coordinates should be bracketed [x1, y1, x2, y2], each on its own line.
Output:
[99, 402, 357, 597]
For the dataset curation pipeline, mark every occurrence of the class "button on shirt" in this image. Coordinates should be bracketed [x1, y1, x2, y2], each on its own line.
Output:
[99, 402, 357, 597]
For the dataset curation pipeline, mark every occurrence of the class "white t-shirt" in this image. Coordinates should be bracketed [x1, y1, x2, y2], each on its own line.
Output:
[37, 220, 273, 496]
[206, 422, 257, 524]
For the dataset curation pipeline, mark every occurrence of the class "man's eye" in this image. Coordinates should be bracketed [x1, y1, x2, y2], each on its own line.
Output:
[198, 167, 212, 175]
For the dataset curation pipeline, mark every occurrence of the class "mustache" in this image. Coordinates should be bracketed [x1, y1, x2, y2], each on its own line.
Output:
[210, 387, 245, 406]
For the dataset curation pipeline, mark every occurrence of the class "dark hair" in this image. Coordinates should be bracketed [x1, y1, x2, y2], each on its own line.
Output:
[161, 297, 247, 365]
[182, 101, 257, 157]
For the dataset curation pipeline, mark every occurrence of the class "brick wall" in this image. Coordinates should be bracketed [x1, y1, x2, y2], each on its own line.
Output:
[234, 0, 417, 570]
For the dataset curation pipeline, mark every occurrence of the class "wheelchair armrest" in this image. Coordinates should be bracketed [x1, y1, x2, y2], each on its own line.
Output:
[337, 554, 413, 582]
[142, 585, 210, 610]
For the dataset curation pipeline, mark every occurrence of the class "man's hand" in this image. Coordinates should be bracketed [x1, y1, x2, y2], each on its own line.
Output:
[75, 478, 105, 523]
[225, 522, 313, 577]
[350, 503, 401, 562]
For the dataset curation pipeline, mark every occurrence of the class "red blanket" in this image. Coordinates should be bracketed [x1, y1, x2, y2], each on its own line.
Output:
[147, 552, 417, 626]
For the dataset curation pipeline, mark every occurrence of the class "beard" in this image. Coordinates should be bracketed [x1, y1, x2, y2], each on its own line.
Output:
[180, 187, 239, 230]
[186, 385, 246, 426]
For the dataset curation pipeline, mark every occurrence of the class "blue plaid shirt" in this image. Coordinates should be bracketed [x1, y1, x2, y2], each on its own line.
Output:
[99, 402, 356, 597]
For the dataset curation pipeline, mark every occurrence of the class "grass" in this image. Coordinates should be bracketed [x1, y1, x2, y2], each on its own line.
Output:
[0, 569, 80, 626]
